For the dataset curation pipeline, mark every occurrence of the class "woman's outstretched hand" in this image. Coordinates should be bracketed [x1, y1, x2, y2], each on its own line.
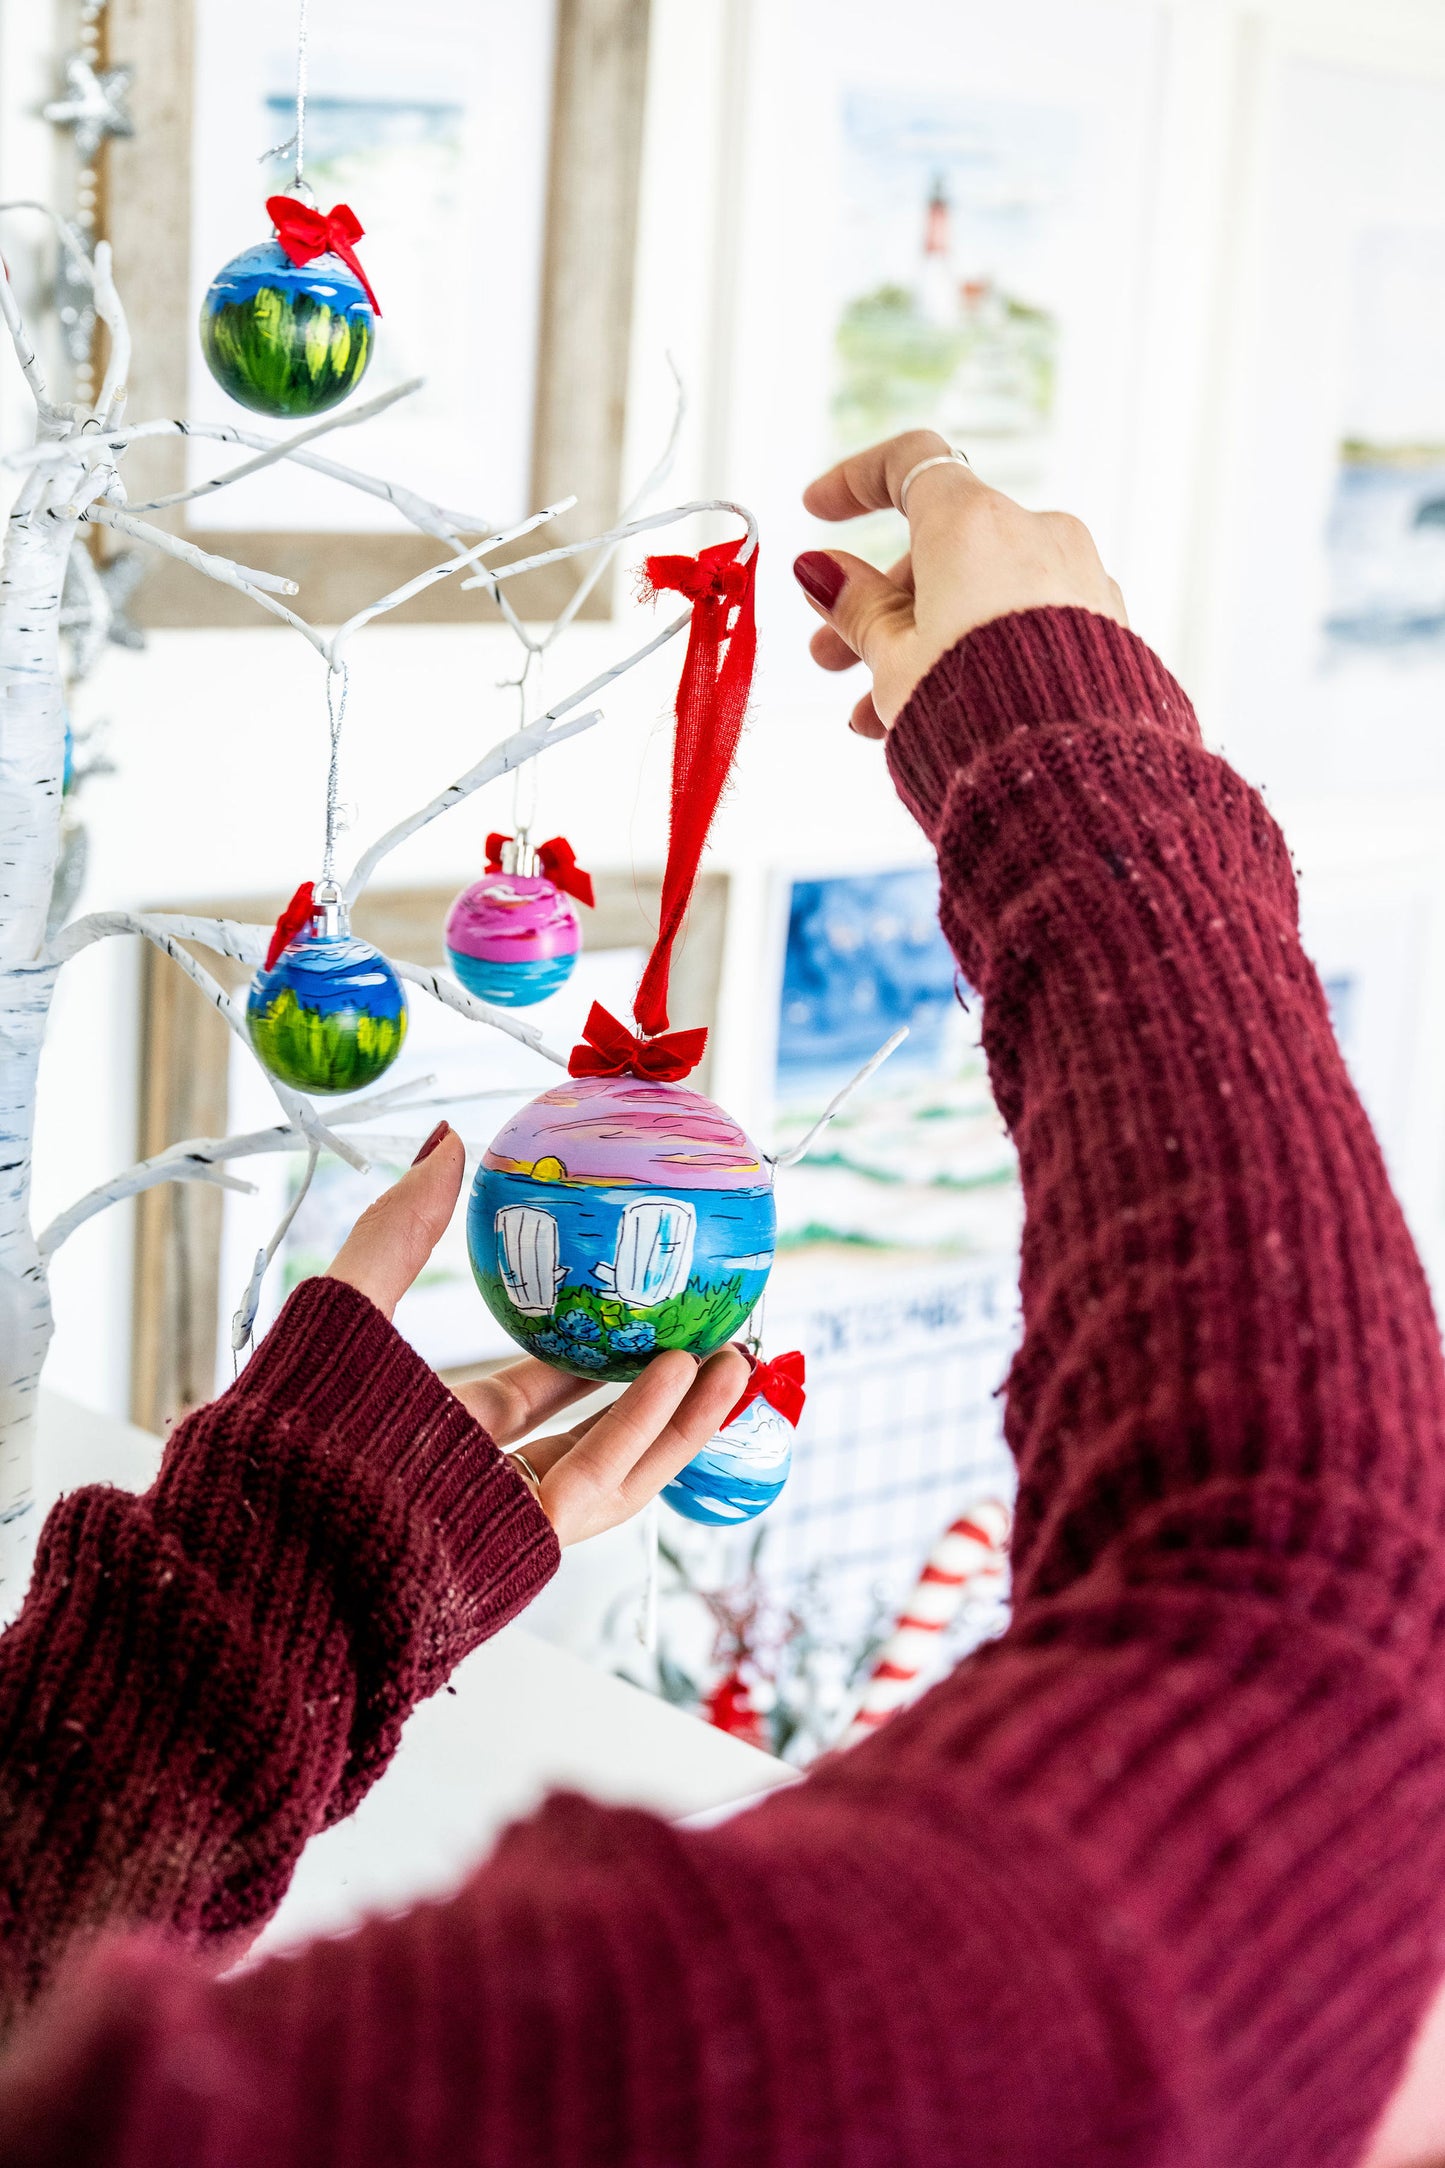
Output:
[326, 1123, 748, 1546]
[794, 428, 1128, 737]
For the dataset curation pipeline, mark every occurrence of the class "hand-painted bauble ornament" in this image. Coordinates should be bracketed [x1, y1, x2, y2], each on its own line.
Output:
[247, 883, 407, 1094]
[664, 1351, 805, 1526]
[445, 834, 593, 1008]
[200, 197, 379, 419]
[469, 1073, 775, 1382]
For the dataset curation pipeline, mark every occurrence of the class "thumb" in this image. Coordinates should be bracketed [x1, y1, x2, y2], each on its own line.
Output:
[793, 548, 913, 675]
[327, 1122, 465, 1319]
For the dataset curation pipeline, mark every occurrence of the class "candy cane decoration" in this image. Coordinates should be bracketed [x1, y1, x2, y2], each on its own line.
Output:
[839, 1498, 1012, 1748]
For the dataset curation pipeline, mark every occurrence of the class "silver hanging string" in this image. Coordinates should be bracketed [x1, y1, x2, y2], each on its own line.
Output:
[260, 0, 310, 192]
[321, 659, 348, 886]
[509, 651, 543, 840]
[293, 0, 309, 190]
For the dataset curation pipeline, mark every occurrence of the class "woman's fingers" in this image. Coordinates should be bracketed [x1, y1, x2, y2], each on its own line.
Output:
[809, 549, 913, 673]
[850, 689, 887, 739]
[453, 1357, 599, 1450]
[530, 1345, 750, 1547]
[793, 548, 914, 666]
[326, 1124, 466, 1320]
[802, 427, 954, 522]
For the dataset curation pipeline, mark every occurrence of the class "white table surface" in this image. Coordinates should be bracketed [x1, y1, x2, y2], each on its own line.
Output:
[36, 1390, 797, 1954]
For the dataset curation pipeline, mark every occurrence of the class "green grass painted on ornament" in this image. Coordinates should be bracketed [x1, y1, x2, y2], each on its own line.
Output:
[200, 242, 374, 418]
[474, 1267, 756, 1384]
[247, 987, 406, 1094]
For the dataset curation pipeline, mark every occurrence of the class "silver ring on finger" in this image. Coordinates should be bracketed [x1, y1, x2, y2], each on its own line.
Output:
[899, 447, 971, 518]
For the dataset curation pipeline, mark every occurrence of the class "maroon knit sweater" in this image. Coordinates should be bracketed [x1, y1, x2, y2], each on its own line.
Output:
[2, 605, 1443, 2168]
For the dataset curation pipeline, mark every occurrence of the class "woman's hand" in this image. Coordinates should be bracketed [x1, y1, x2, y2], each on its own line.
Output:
[794, 428, 1127, 736]
[327, 1123, 749, 1546]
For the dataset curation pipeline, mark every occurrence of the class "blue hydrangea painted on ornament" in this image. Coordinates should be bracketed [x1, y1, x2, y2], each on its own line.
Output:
[664, 1351, 806, 1526]
[468, 1074, 775, 1383]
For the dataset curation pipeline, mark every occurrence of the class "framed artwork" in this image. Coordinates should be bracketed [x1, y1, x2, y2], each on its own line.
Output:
[1200, 33, 1445, 796]
[717, 0, 1169, 593]
[752, 866, 1020, 1643]
[131, 870, 728, 1433]
[104, 0, 651, 625]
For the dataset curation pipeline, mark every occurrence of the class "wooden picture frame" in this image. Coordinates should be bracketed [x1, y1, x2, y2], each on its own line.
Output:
[131, 871, 729, 1434]
[103, 0, 652, 626]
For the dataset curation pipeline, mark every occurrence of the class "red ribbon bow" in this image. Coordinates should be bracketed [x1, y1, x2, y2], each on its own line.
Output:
[265, 881, 317, 970]
[266, 195, 382, 315]
[485, 833, 595, 909]
[567, 1001, 708, 1084]
[726, 1349, 806, 1431]
[566, 538, 757, 1081]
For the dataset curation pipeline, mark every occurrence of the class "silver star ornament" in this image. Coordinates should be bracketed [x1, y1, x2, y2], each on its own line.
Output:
[43, 57, 135, 163]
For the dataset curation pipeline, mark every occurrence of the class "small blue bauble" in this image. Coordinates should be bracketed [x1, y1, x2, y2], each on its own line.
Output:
[200, 240, 374, 417]
[247, 929, 407, 1094]
[663, 1392, 795, 1526]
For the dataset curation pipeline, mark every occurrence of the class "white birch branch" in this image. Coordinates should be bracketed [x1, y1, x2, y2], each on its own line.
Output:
[10, 414, 495, 546]
[343, 707, 603, 903]
[324, 496, 577, 667]
[388, 959, 568, 1065]
[91, 239, 130, 426]
[231, 1139, 320, 1350]
[79, 504, 333, 655]
[37, 911, 368, 1173]
[121, 377, 424, 511]
[473, 498, 759, 589]
[0, 254, 57, 426]
[37, 1124, 301, 1256]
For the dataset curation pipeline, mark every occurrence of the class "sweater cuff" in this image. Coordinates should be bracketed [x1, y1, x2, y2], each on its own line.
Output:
[885, 606, 1200, 841]
[237, 1275, 560, 1640]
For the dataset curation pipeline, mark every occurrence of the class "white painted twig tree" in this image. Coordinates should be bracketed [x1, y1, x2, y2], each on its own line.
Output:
[0, 206, 756, 1613]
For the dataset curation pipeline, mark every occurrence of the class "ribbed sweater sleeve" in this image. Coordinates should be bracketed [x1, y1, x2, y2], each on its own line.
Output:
[3, 605, 1444, 2168]
[0, 1276, 558, 2028]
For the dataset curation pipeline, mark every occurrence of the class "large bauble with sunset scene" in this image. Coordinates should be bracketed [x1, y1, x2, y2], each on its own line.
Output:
[469, 1076, 776, 1383]
[247, 928, 406, 1094]
[200, 240, 374, 417]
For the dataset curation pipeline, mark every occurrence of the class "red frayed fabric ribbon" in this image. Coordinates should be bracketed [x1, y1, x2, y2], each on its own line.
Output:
[564, 536, 757, 1081]
[266, 195, 382, 315]
[631, 540, 758, 1039]
[726, 1349, 806, 1431]
[265, 881, 316, 970]
[485, 832, 595, 909]
[567, 1001, 708, 1084]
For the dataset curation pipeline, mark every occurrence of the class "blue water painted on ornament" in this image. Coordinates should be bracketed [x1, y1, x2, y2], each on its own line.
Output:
[663, 1394, 795, 1526]
[446, 947, 578, 1005]
[468, 1165, 774, 1382]
[61, 716, 74, 796]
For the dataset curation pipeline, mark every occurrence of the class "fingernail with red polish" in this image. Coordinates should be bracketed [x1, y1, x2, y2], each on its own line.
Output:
[412, 1121, 449, 1165]
[793, 551, 846, 610]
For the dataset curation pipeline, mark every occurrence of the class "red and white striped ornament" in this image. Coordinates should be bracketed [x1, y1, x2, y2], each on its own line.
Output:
[839, 1498, 1011, 1748]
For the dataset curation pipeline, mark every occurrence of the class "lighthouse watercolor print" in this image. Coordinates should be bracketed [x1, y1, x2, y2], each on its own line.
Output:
[832, 91, 1076, 502]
